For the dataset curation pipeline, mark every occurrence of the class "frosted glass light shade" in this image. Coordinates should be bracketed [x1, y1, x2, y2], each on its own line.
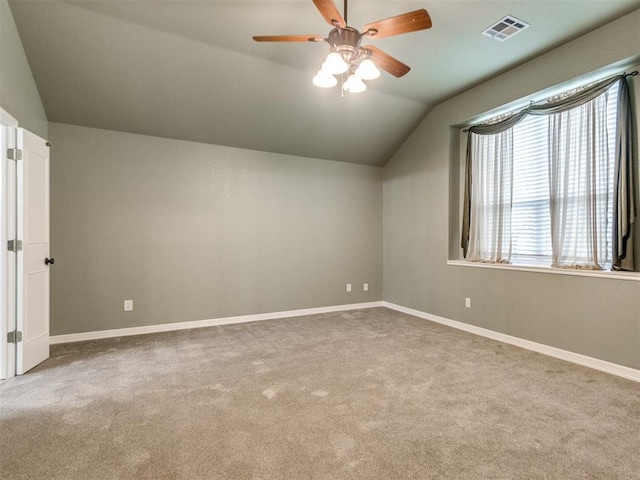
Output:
[355, 58, 380, 80]
[343, 74, 367, 93]
[322, 52, 349, 75]
[312, 69, 337, 88]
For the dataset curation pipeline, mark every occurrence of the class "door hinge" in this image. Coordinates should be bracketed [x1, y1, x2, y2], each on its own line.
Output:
[7, 240, 23, 252]
[7, 331, 22, 344]
[7, 148, 22, 161]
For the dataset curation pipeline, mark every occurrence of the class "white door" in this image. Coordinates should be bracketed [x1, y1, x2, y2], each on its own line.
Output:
[16, 128, 50, 375]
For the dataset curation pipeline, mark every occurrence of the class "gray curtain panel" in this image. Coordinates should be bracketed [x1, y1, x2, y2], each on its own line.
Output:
[613, 77, 636, 271]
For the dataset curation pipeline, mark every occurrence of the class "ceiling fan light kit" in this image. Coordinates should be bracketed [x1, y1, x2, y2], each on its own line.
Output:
[355, 59, 381, 81]
[253, 0, 432, 95]
[342, 74, 367, 93]
[312, 69, 338, 88]
[322, 51, 349, 75]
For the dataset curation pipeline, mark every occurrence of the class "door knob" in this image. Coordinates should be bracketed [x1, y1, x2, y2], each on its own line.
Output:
[45, 258, 55, 266]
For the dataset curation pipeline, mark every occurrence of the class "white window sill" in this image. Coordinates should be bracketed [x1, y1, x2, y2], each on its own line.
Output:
[447, 260, 640, 282]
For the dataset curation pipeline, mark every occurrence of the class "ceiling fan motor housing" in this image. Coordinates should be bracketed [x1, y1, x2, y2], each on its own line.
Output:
[327, 27, 365, 64]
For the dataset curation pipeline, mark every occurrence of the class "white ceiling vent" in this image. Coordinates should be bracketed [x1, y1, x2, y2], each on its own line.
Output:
[482, 15, 530, 42]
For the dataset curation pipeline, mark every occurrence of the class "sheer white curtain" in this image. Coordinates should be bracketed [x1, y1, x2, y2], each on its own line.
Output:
[462, 74, 635, 270]
[467, 129, 513, 263]
[547, 91, 613, 269]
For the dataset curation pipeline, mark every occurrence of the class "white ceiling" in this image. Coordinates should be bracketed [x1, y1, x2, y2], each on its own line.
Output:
[10, 0, 640, 166]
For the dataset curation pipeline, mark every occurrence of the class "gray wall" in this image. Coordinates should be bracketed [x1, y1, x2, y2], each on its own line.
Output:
[49, 123, 382, 335]
[0, 0, 47, 137]
[383, 11, 640, 369]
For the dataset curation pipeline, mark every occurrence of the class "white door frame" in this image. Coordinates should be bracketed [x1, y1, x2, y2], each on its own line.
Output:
[1, 107, 18, 380]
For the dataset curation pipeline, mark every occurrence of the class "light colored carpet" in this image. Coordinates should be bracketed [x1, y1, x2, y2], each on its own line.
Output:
[1, 307, 639, 479]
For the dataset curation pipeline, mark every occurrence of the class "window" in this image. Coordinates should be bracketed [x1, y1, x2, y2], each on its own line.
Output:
[462, 74, 636, 271]
[511, 82, 618, 266]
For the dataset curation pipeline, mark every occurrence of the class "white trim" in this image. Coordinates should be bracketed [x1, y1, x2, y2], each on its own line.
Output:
[447, 260, 640, 282]
[49, 300, 640, 383]
[50, 302, 385, 345]
[383, 301, 640, 383]
[0, 108, 18, 380]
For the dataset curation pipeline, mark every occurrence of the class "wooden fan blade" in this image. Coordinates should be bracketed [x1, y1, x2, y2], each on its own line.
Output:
[312, 0, 346, 28]
[253, 35, 325, 42]
[363, 9, 432, 38]
[363, 45, 410, 77]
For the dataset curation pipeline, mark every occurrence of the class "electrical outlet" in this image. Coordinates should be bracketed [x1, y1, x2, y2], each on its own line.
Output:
[363, 283, 369, 291]
[465, 297, 471, 309]
[346, 284, 352, 292]
[124, 299, 134, 312]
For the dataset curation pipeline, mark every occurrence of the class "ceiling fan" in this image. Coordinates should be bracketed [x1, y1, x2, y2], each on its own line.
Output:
[253, 0, 432, 93]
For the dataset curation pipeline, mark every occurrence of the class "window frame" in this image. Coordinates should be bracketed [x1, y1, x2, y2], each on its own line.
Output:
[453, 66, 640, 278]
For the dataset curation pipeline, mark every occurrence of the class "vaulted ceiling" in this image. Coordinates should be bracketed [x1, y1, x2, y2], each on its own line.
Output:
[10, 0, 640, 166]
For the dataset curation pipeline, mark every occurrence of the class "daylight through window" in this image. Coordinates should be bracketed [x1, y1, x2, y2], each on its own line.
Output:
[461, 74, 636, 271]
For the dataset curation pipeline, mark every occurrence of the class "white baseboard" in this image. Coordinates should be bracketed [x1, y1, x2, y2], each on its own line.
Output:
[50, 301, 385, 345]
[383, 301, 640, 383]
[50, 300, 639, 384]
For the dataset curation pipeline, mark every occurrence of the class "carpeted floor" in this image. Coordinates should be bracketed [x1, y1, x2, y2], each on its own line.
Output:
[1, 307, 639, 479]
